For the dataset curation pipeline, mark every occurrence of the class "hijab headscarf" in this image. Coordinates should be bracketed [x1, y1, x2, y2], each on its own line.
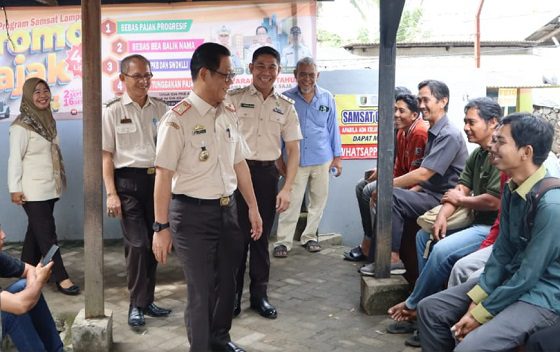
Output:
[12, 77, 66, 194]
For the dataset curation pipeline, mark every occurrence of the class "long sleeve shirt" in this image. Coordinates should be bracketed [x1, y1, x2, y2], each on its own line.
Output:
[0, 251, 25, 284]
[283, 85, 342, 167]
[468, 166, 560, 323]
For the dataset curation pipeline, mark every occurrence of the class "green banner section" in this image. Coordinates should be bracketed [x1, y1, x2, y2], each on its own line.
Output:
[118, 20, 193, 33]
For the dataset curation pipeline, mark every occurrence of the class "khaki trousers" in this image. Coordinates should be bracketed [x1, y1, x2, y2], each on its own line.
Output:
[275, 161, 331, 251]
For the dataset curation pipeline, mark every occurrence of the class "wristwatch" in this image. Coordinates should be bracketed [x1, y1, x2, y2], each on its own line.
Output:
[152, 221, 170, 232]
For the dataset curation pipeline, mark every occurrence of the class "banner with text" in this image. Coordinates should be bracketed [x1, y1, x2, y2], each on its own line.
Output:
[0, 1, 315, 121]
[335, 94, 378, 160]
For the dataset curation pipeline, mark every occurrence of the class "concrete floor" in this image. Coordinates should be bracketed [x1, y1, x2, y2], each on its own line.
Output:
[0, 240, 417, 352]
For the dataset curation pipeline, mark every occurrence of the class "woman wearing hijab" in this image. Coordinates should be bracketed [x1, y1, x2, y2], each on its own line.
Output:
[7, 77, 80, 296]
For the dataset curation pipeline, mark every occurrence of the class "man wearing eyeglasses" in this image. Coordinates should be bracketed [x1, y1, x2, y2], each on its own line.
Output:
[152, 42, 262, 352]
[227, 46, 302, 320]
[102, 54, 171, 328]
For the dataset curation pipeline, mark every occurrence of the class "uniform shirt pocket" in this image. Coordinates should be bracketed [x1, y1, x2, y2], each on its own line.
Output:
[309, 109, 328, 128]
[115, 122, 139, 149]
[116, 123, 137, 134]
[224, 126, 237, 143]
[238, 107, 256, 119]
[270, 111, 286, 124]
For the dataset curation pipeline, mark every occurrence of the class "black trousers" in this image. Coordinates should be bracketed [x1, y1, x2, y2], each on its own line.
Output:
[235, 163, 278, 299]
[169, 195, 244, 352]
[368, 188, 440, 260]
[21, 198, 69, 283]
[115, 169, 157, 308]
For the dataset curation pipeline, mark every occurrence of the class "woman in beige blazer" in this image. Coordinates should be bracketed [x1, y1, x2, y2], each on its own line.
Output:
[7, 78, 79, 296]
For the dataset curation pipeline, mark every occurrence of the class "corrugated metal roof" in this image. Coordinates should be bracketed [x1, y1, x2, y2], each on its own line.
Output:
[525, 15, 560, 43]
[343, 40, 542, 50]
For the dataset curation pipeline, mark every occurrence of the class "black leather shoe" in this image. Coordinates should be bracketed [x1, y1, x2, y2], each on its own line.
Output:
[250, 297, 277, 319]
[233, 293, 242, 318]
[224, 341, 246, 352]
[56, 282, 80, 296]
[128, 306, 145, 327]
[144, 303, 171, 317]
[343, 246, 367, 262]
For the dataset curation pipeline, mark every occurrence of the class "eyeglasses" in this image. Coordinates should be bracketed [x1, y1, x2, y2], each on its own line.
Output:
[208, 68, 236, 82]
[296, 72, 316, 79]
[122, 72, 154, 81]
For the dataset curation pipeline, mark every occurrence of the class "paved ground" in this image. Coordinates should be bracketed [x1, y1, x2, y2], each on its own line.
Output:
[1, 239, 417, 352]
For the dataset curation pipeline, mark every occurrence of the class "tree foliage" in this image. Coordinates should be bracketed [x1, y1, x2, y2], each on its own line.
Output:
[317, 0, 423, 46]
[397, 8, 423, 42]
[317, 29, 343, 47]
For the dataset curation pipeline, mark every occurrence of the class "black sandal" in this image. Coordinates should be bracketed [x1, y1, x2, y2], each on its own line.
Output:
[273, 245, 288, 258]
[303, 240, 321, 253]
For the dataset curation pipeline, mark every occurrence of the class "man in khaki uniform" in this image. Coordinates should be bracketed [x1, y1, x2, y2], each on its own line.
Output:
[152, 43, 262, 352]
[102, 54, 171, 328]
[227, 46, 302, 320]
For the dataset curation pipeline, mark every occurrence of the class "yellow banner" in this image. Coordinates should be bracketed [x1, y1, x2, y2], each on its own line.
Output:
[335, 94, 378, 159]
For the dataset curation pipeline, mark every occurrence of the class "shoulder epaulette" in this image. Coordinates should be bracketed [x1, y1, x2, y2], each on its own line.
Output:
[103, 97, 121, 108]
[172, 100, 192, 116]
[277, 93, 295, 105]
[228, 86, 250, 96]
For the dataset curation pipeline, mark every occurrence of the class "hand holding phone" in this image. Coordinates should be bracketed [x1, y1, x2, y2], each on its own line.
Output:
[41, 244, 59, 266]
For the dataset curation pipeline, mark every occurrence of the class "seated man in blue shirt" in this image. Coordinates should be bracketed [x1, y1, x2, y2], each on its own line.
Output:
[417, 113, 560, 352]
[0, 225, 62, 352]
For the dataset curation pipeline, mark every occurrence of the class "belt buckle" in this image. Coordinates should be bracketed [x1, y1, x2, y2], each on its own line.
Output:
[219, 196, 230, 207]
[147, 167, 156, 175]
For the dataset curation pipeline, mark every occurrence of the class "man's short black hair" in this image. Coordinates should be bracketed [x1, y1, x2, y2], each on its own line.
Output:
[418, 79, 450, 112]
[464, 97, 503, 123]
[500, 113, 553, 166]
[252, 46, 281, 65]
[120, 54, 151, 74]
[395, 94, 420, 115]
[190, 43, 230, 81]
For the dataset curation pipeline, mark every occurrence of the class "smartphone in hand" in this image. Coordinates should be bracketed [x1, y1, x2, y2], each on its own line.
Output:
[41, 244, 59, 266]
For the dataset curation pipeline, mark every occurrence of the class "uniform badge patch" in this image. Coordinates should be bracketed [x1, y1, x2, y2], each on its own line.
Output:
[240, 103, 255, 108]
[199, 146, 209, 161]
[273, 101, 283, 115]
[166, 121, 180, 130]
[193, 124, 207, 135]
[225, 103, 236, 112]
[120, 117, 132, 124]
[319, 105, 330, 112]
[172, 101, 192, 116]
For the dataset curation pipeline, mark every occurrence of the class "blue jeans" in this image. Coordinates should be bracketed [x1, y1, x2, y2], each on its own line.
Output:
[405, 224, 490, 309]
[1, 279, 63, 352]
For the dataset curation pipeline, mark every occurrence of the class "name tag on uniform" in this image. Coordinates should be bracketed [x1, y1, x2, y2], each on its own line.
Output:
[241, 103, 255, 108]
[120, 116, 132, 124]
[319, 105, 330, 112]
[193, 124, 207, 135]
[273, 107, 284, 115]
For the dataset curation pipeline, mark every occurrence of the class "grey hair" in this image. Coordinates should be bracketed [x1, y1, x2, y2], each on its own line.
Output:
[295, 57, 316, 70]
